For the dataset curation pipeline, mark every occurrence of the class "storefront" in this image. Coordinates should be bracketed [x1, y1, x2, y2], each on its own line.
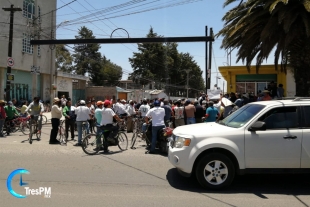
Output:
[219, 65, 296, 97]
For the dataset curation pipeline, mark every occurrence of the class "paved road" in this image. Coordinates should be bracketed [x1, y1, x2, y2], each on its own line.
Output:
[0, 122, 310, 207]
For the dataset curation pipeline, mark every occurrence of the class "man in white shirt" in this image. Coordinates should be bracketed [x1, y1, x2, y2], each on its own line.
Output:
[100, 100, 123, 153]
[74, 100, 92, 146]
[126, 100, 136, 133]
[145, 100, 165, 154]
[139, 99, 150, 117]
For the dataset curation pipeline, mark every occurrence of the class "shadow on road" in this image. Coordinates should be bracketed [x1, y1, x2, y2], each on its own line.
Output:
[166, 168, 310, 196]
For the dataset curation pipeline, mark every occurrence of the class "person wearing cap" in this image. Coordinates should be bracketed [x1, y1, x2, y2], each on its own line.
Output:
[25, 97, 44, 133]
[126, 100, 136, 133]
[94, 101, 104, 149]
[145, 100, 166, 154]
[74, 100, 92, 146]
[4, 101, 19, 135]
[262, 90, 272, 101]
[62, 100, 76, 141]
[0, 100, 7, 137]
[204, 101, 219, 122]
[100, 100, 123, 152]
[49, 97, 62, 144]
[184, 100, 196, 125]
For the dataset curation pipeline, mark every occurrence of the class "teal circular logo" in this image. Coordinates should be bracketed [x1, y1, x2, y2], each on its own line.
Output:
[7, 168, 29, 198]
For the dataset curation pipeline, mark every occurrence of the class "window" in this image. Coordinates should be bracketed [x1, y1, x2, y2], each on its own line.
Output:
[22, 33, 40, 55]
[23, 0, 35, 19]
[22, 33, 33, 54]
[221, 104, 266, 128]
[258, 107, 299, 129]
[23, 0, 40, 21]
[302, 106, 310, 128]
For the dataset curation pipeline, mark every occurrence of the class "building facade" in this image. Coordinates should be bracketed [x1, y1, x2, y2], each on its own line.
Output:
[0, 0, 56, 102]
[219, 65, 296, 97]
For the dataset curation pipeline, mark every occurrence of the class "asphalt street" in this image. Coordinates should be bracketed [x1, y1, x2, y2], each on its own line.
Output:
[0, 117, 310, 207]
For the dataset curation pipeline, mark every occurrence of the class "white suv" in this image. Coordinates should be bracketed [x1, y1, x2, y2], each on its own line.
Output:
[168, 99, 310, 189]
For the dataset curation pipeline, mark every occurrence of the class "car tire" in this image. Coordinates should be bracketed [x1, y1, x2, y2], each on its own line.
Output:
[195, 153, 235, 190]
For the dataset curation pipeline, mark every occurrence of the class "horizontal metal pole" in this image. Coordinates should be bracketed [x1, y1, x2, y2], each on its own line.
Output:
[31, 36, 214, 45]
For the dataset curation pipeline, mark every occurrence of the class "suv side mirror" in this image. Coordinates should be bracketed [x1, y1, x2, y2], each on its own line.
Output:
[248, 121, 266, 131]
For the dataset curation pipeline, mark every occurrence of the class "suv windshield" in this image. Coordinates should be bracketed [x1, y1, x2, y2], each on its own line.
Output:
[220, 104, 266, 128]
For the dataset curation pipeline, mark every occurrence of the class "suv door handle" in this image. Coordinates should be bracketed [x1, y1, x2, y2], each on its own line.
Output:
[283, 135, 297, 139]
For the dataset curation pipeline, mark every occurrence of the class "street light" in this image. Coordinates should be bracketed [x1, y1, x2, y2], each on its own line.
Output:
[56, 20, 69, 29]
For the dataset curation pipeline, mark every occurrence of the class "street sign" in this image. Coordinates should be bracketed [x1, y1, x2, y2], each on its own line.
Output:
[7, 57, 14, 67]
[72, 80, 78, 82]
[31, 66, 40, 74]
[7, 74, 14, 81]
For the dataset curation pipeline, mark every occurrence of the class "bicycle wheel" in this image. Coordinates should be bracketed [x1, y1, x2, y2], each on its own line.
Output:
[57, 126, 65, 143]
[29, 119, 36, 144]
[82, 133, 100, 155]
[36, 126, 41, 140]
[20, 122, 30, 135]
[41, 115, 48, 125]
[117, 132, 128, 151]
[130, 133, 137, 149]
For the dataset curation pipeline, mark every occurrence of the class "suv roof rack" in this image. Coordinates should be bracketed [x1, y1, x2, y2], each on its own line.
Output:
[292, 97, 310, 101]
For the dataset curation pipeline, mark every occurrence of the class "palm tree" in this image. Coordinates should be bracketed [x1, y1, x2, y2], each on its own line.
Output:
[217, 0, 310, 96]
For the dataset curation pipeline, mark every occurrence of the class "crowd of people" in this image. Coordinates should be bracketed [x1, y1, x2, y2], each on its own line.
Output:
[0, 82, 284, 153]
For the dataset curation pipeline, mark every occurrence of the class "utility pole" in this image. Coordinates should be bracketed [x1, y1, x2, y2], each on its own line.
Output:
[32, 0, 38, 100]
[49, 10, 55, 103]
[3, 5, 22, 102]
[185, 69, 190, 98]
[208, 28, 213, 90]
[205, 26, 208, 94]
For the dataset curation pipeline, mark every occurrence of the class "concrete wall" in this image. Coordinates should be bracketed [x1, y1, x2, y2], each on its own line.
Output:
[86, 87, 117, 101]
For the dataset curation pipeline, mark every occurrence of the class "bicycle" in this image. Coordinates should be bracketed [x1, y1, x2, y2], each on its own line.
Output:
[28, 115, 42, 144]
[82, 128, 128, 155]
[20, 116, 31, 135]
[117, 115, 127, 131]
[4, 117, 20, 135]
[41, 114, 48, 125]
[131, 122, 151, 149]
[56, 120, 66, 144]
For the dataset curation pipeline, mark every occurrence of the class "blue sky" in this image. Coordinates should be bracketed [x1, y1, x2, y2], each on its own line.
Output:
[54, 0, 241, 90]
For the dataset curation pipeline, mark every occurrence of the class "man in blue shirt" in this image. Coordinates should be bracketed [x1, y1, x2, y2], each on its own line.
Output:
[205, 101, 219, 122]
[95, 101, 104, 149]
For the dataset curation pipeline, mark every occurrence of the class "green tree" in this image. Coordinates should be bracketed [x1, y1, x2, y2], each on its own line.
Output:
[129, 28, 166, 86]
[129, 28, 204, 96]
[217, 0, 310, 96]
[72, 26, 101, 75]
[91, 56, 123, 86]
[55, 44, 73, 73]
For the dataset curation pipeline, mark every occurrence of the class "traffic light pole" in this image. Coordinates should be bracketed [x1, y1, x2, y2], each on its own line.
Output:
[2, 5, 22, 102]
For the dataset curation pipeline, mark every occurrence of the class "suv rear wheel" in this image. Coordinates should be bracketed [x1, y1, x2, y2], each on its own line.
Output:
[195, 153, 235, 189]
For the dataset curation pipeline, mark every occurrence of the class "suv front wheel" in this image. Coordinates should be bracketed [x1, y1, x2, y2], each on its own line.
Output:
[195, 153, 235, 189]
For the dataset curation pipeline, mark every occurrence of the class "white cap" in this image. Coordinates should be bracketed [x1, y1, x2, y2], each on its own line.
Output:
[80, 100, 85, 105]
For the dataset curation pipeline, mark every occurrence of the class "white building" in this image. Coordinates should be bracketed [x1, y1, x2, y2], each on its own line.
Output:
[0, 0, 56, 102]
